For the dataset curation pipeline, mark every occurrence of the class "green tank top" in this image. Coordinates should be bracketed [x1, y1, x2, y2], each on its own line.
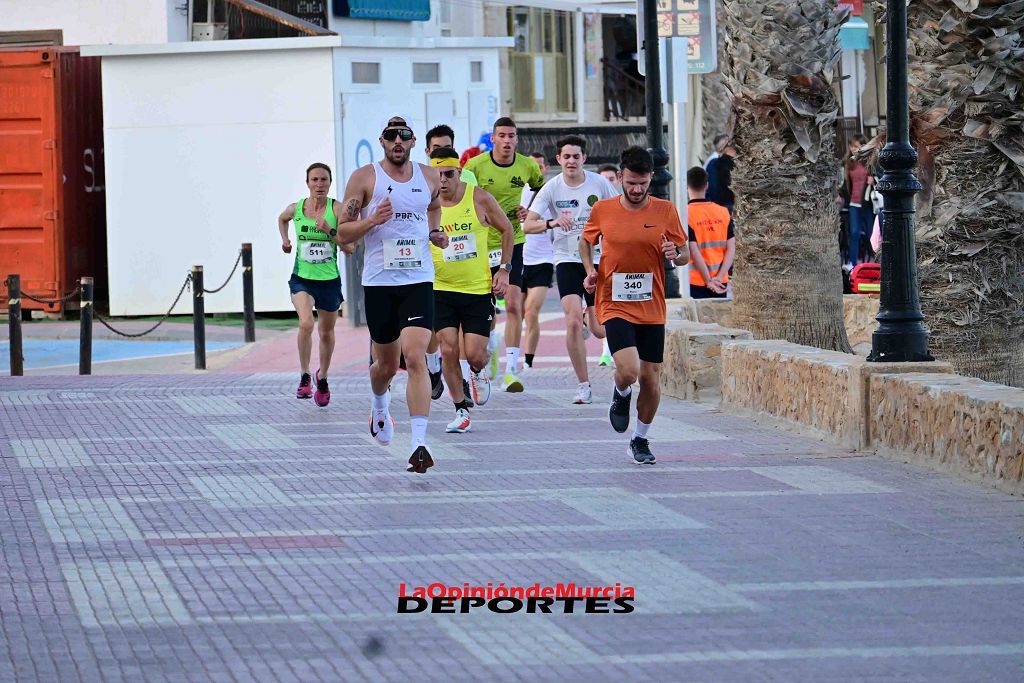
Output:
[431, 185, 492, 295]
[292, 198, 340, 280]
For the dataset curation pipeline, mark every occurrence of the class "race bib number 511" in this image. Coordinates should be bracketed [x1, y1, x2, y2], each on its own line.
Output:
[384, 238, 422, 269]
[612, 272, 653, 301]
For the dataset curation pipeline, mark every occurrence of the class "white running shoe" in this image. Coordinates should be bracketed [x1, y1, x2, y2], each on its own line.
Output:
[573, 382, 593, 405]
[471, 371, 491, 406]
[369, 406, 394, 446]
[446, 408, 472, 433]
[487, 342, 501, 380]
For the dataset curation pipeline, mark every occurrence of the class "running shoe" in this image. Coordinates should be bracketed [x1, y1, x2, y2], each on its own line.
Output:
[628, 437, 656, 465]
[582, 324, 592, 341]
[609, 387, 631, 433]
[407, 445, 435, 474]
[446, 408, 472, 433]
[598, 352, 614, 367]
[494, 298, 505, 314]
[573, 382, 592, 405]
[296, 373, 312, 399]
[462, 380, 475, 408]
[313, 370, 330, 407]
[471, 371, 491, 406]
[429, 369, 444, 401]
[369, 405, 395, 446]
[501, 372, 524, 393]
[487, 338, 501, 380]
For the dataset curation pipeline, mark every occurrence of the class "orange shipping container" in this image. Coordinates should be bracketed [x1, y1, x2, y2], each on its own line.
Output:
[0, 47, 106, 313]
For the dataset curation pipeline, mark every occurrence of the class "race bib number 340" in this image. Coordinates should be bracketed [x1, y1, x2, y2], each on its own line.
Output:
[384, 239, 422, 269]
[612, 272, 653, 302]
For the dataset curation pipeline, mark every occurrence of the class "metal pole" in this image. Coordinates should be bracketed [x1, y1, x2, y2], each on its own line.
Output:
[192, 266, 207, 370]
[241, 243, 255, 343]
[79, 277, 93, 375]
[867, 0, 932, 363]
[7, 275, 23, 376]
[642, 0, 680, 297]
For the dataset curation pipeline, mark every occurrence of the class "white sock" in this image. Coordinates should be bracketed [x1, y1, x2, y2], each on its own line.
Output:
[633, 420, 651, 440]
[615, 385, 632, 398]
[460, 359, 471, 381]
[372, 390, 390, 411]
[505, 347, 520, 374]
[488, 330, 500, 352]
[426, 351, 441, 373]
[602, 338, 611, 356]
[410, 415, 428, 449]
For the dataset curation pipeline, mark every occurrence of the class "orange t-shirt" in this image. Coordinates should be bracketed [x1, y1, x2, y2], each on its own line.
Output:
[582, 196, 687, 326]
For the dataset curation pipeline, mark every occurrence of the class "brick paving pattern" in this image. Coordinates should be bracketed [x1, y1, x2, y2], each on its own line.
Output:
[2, 315, 1024, 681]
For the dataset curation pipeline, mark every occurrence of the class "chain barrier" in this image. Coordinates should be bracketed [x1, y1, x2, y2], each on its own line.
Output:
[203, 249, 243, 294]
[94, 273, 193, 338]
[20, 285, 83, 306]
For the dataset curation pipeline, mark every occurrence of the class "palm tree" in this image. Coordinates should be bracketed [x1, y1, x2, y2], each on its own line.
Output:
[720, 0, 853, 352]
[898, 0, 1024, 387]
[700, 0, 731, 160]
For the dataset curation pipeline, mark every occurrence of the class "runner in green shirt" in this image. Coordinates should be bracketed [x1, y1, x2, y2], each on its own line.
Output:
[463, 117, 545, 392]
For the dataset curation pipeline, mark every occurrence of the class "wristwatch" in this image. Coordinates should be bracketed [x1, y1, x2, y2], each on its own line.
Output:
[328, 227, 338, 238]
[545, 218, 554, 229]
[499, 262, 512, 272]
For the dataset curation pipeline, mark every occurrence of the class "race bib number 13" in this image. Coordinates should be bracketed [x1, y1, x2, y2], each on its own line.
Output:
[612, 272, 653, 301]
[384, 239, 422, 269]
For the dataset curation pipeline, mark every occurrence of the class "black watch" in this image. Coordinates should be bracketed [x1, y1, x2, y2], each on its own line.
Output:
[545, 218, 553, 229]
[328, 227, 338, 238]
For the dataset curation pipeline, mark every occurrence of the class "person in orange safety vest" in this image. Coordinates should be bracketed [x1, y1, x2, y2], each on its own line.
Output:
[686, 166, 735, 299]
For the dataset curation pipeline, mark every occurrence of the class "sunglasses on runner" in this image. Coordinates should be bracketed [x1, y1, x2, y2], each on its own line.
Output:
[438, 169, 458, 179]
[382, 128, 414, 141]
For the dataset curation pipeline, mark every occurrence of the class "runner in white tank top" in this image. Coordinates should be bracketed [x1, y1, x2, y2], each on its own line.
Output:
[337, 114, 447, 474]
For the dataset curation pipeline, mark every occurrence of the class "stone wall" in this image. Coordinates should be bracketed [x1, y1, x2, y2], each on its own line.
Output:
[870, 373, 1024, 491]
[666, 295, 879, 352]
[662, 320, 752, 402]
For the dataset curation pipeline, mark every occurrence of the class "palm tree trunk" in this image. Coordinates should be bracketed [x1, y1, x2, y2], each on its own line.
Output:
[899, 0, 1024, 387]
[700, 0, 731, 158]
[722, 0, 853, 352]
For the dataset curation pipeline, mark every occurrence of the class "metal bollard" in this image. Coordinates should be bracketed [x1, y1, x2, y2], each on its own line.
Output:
[79, 277, 94, 375]
[192, 266, 206, 370]
[241, 243, 255, 343]
[7, 274, 23, 376]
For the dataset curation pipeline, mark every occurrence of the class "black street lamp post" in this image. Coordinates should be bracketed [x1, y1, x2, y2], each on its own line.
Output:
[867, 0, 932, 362]
[642, 0, 680, 296]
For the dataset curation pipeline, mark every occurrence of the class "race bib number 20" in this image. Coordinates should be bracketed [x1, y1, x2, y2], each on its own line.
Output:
[443, 233, 478, 262]
[612, 272, 653, 302]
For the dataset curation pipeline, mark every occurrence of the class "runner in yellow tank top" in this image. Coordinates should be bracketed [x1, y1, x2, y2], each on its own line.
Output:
[428, 147, 513, 434]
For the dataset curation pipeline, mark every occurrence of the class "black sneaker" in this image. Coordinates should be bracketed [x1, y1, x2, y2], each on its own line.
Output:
[407, 445, 435, 474]
[462, 380, 475, 408]
[628, 437, 655, 465]
[430, 370, 444, 400]
[609, 388, 631, 433]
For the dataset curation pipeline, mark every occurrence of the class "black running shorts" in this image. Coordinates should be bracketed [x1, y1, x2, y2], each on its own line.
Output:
[604, 317, 665, 364]
[555, 262, 595, 308]
[434, 290, 494, 338]
[363, 282, 434, 344]
[288, 274, 343, 312]
[490, 242, 525, 289]
[522, 262, 554, 290]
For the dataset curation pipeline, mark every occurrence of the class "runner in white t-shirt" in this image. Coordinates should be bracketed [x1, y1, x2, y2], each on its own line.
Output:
[523, 135, 619, 404]
[520, 151, 553, 371]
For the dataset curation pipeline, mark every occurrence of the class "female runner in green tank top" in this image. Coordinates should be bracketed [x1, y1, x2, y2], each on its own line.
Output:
[277, 162, 355, 406]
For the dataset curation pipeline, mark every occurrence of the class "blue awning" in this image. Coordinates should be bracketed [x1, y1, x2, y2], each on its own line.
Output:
[840, 17, 870, 51]
[333, 0, 430, 21]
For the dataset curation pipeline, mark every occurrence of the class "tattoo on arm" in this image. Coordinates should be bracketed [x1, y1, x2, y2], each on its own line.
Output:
[345, 198, 360, 220]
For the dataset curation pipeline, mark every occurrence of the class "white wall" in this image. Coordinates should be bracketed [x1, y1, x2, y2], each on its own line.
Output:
[100, 46, 337, 315]
[0, 0, 181, 45]
[331, 46, 502, 182]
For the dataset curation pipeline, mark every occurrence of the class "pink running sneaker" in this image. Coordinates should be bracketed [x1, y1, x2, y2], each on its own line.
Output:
[313, 369, 330, 407]
[296, 373, 313, 399]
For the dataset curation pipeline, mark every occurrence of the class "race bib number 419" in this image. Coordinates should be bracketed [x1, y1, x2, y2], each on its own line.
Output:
[384, 238, 422, 269]
[612, 272, 653, 301]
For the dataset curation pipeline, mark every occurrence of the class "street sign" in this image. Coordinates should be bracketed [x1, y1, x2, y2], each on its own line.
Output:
[638, 0, 717, 74]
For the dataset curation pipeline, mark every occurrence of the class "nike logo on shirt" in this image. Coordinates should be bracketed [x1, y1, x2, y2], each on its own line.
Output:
[407, 316, 423, 321]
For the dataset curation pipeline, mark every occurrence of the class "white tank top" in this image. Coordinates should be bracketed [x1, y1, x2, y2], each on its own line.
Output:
[360, 162, 435, 286]
[521, 186, 553, 265]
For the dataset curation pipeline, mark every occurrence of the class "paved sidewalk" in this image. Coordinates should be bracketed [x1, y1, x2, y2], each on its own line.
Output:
[2, 319, 1023, 680]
